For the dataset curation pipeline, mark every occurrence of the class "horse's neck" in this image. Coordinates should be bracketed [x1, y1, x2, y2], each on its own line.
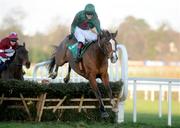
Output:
[90, 42, 107, 61]
[13, 56, 22, 66]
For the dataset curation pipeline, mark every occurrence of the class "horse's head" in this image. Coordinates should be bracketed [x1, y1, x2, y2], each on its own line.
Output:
[98, 30, 118, 63]
[15, 42, 31, 68]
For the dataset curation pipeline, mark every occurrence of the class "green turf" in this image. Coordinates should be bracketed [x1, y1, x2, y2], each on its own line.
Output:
[0, 119, 179, 128]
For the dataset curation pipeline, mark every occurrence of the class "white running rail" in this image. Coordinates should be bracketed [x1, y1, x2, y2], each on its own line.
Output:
[128, 77, 180, 126]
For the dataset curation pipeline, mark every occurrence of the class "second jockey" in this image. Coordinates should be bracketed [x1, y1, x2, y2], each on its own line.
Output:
[70, 3, 102, 62]
[0, 32, 19, 72]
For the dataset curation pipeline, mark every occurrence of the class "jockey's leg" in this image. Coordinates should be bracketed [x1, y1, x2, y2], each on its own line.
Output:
[76, 42, 83, 61]
[74, 27, 85, 62]
[0, 58, 13, 72]
[0, 62, 8, 73]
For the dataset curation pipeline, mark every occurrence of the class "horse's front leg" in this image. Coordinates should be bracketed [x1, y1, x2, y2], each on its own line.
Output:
[64, 64, 71, 83]
[89, 74, 109, 118]
[15, 70, 24, 80]
[101, 73, 118, 112]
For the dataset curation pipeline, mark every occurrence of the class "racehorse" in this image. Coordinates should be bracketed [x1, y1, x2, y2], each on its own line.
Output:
[0, 43, 31, 80]
[48, 30, 118, 118]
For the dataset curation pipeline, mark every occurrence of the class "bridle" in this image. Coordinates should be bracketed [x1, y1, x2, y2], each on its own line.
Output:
[97, 35, 117, 58]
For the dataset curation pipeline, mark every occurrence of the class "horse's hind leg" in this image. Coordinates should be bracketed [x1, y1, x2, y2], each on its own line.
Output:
[49, 65, 59, 79]
[89, 75, 109, 118]
[64, 64, 71, 83]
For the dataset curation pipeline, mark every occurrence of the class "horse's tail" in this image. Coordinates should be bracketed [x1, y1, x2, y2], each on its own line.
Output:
[48, 56, 55, 74]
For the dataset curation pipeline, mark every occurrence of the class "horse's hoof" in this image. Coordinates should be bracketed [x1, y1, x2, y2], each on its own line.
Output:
[111, 100, 116, 106]
[49, 75, 56, 79]
[64, 77, 69, 83]
[110, 100, 118, 112]
[112, 107, 119, 113]
[101, 112, 109, 118]
[49, 72, 57, 79]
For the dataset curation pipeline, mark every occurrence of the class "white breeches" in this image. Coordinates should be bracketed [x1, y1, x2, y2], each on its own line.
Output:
[74, 27, 97, 44]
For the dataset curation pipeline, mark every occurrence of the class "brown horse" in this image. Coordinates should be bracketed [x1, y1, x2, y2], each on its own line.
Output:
[48, 30, 118, 118]
[0, 43, 31, 80]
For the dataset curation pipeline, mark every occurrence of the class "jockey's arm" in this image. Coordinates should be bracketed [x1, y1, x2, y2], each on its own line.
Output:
[92, 14, 101, 34]
[89, 18, 101, 34]
[71, 13, 80, 34]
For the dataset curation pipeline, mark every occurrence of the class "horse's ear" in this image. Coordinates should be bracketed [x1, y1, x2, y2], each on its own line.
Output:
[23, 42, 25, 47]
[112, 30, 118, 38]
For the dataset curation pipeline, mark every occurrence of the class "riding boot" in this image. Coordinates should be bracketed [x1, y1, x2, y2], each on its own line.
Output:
[75, 42, 83, 62]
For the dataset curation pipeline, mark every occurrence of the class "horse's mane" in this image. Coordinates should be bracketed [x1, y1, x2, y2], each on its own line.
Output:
[16, 44, 24, 49]
[10, 44, 25, 61]
[98, 30, 111, 41]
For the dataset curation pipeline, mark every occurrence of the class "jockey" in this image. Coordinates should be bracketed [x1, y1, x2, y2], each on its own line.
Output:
[0, 32, 18, 72]
[70, 3, 102, 62]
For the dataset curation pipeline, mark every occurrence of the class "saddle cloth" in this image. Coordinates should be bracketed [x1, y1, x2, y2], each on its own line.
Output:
[67, 42, 93, 59]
